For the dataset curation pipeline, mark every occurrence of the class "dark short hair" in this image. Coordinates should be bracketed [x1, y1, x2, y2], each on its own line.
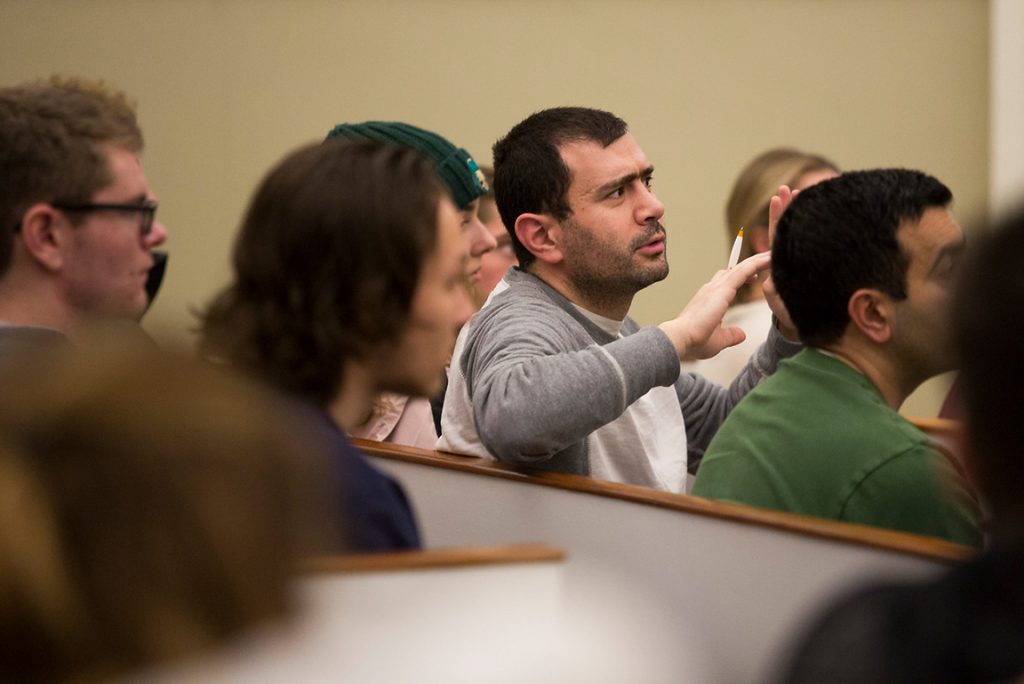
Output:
[492, 107, 627, 268]
[772, 169, 952, 346]
[0, 76, 143, 277]
[198, 139, 444, 407]
[953, 205, 1024, 528]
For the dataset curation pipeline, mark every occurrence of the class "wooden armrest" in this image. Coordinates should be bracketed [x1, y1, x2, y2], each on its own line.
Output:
[300, 543, 566, 574]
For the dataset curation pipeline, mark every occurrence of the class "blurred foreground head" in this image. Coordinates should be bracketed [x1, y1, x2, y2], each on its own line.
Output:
[199, 139, 472, 410]
[954, 205, 1024, 539]
[0, 342, 332, 682]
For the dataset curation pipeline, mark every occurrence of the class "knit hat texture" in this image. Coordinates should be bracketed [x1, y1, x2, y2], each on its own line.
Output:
[326, 121, 488, 208]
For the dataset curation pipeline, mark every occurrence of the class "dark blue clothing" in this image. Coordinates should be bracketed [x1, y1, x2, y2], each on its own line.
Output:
[308, 408, 421, 551]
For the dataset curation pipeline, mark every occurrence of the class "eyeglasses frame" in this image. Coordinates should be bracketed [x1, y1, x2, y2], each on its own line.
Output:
[50, 200, 159, 237]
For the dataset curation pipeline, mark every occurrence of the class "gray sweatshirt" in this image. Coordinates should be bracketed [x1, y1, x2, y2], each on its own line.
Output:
[438, 268, 800, 478]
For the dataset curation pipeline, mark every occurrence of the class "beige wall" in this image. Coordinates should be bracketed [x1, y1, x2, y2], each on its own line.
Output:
[991, 0, 1024, 217]
[0, 0, 988, 415]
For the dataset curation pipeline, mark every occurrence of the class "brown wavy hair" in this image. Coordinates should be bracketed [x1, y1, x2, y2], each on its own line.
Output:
[198, 139, 445, 407]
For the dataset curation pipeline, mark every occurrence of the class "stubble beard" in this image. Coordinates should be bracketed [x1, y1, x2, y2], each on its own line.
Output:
[565, 219, 670, 310]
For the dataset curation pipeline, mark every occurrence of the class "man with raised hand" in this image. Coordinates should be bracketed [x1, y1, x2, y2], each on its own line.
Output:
[440, 107, 800, 490]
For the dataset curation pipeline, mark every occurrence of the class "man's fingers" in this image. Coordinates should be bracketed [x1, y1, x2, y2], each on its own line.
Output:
[686, 325, 747, 361]
[768, 195, 783, 242]
[724, 251, 770, 286]
[768, 185, 796, 244]
[721, 326, 746, 349]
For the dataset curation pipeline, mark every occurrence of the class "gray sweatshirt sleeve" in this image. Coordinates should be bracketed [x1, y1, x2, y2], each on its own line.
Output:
[463, 298, 681, 464]
[680, 322, 802, 470]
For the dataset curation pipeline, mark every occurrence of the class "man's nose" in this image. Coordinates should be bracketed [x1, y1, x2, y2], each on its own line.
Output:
[469, 216, 497, 258]
[637, 185, 665, 225]
[146, 220, 168, 248]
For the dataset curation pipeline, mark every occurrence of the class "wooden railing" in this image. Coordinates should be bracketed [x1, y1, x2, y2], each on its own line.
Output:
[354, 436, 974, 682]
[908, 415, 961, 442]
[293, 542, 612, 682]
[301, 543, 565, 574]
[354, 438, 971, 562]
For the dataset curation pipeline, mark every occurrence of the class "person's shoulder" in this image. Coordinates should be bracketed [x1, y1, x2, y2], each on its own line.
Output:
[716, 348, 809, 406]
[0, 325, 72, 380]
[485, 270, 560, 310]
[821, 411, 935, 491]
[470, 275, 580, 339]
[0, 325, 69, 350]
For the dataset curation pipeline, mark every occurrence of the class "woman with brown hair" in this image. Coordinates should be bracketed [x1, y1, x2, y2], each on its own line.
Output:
[688, 148, 838, 386]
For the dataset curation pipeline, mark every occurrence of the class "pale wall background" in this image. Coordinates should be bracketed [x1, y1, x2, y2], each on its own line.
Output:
[992, 0, 1024, 218]
[0, 0, 990, 416]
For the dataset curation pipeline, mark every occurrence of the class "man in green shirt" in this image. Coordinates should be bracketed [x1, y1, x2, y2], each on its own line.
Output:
[691, 169, 981, 546]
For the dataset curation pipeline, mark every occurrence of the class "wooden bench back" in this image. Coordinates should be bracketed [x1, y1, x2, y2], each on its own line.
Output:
[357, 438, 971, 682]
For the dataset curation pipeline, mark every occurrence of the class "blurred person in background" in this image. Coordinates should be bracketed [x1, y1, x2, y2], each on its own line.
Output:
[686, 148, 838, 385]
[432, 166, 519, 434]
[0, 76, 168, 367]
[474, 166, 519, 306]
[326, 122, 492, 449]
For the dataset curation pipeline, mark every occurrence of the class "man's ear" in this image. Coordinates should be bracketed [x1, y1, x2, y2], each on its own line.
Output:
[848, 288, 893, 344]
[514, 213, 564, 266]
[17, 203, 67, 272]
[749, 224, 771, 253]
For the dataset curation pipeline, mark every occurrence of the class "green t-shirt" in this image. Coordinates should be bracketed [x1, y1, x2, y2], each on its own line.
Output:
[691, 349, 982, 546]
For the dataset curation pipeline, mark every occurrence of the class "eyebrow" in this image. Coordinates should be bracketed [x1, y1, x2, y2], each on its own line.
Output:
[593, 165, 655, 198]
[117, 192, 151, 204]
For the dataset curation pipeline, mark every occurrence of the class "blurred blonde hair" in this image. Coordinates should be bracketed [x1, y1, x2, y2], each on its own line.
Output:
[725, 148, 838, 300]
[0, 341, 333, 682]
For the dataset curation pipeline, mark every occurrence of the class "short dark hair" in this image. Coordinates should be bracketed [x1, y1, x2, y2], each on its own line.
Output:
[492, 107, 627, 268]
[953, 205, 1024, 529]
[198, 140, 445, 407]
[0, 76, 143, 277]
[772, 169, 952, 347]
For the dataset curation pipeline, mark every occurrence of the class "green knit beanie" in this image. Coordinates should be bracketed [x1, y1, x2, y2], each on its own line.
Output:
[325, 121, 489, 209]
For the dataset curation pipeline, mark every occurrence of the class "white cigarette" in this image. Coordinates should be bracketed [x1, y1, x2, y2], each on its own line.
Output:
[727, 227, 744, 269]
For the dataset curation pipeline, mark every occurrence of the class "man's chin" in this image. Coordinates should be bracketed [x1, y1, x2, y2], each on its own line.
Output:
[130, 294, 152, 322]
[636, 262, 670, 289]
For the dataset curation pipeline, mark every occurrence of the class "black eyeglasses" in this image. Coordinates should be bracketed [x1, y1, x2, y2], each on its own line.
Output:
[51, 200, 159, 237]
